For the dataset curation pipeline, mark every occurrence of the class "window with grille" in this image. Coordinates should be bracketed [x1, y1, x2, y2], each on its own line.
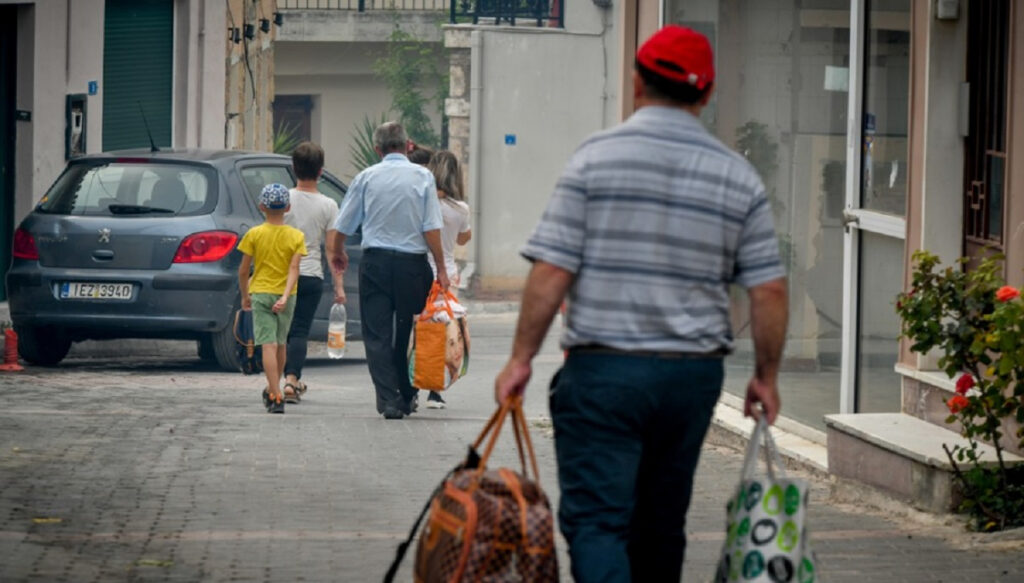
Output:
[964, 0, 1010, 255]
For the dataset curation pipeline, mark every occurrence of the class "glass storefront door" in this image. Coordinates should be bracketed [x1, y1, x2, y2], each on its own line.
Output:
[662, 0, 909, 429]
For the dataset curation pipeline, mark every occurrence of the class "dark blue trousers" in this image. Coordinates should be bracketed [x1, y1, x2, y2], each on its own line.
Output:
[550, 351, 723, 583]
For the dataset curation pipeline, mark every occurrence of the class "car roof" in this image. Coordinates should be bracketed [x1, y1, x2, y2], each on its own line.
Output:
[72, 149, 290, 166]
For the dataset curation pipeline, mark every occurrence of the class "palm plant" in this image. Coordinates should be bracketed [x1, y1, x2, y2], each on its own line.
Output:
[349, 113, 389, 177]
[272, 121, 302, 155]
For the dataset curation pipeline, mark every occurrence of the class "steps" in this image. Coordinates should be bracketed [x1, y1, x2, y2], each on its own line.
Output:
[825, 413, 1024, 513]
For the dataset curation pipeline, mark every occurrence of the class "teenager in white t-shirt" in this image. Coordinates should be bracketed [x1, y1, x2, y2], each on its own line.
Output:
[424, 150, 472, 408]
[282, 142, 343, 403]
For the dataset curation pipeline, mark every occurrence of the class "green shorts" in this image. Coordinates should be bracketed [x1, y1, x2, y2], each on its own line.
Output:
[251, 294, 296, 345]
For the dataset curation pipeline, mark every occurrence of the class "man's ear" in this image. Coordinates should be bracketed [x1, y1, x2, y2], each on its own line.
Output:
[374, 146, 383, 159]
[317, 168, 324, 179]
[632, 70, 645, 106]
[699, 83, 715, 106]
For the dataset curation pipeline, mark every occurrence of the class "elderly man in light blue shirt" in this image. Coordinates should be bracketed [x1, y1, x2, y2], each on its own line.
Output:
[330, 121, 449, 420]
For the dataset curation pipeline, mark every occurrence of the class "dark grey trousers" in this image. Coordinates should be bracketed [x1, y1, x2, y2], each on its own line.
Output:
[358, 248, 433, 414]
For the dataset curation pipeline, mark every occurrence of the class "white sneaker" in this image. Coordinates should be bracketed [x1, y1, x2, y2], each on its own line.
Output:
[426, 394, 447, 409]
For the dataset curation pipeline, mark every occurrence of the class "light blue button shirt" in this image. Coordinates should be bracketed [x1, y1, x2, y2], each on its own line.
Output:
[333, 153, 443, 253]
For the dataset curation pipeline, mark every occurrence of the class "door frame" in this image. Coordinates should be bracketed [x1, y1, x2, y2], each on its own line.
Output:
[839, 0, 908, 414]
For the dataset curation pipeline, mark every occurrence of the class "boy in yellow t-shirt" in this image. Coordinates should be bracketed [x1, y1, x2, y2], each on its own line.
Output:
[237, 183, 308, 413]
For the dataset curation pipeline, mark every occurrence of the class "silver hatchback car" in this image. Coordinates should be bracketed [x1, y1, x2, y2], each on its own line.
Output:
[6, 150, 361, 370]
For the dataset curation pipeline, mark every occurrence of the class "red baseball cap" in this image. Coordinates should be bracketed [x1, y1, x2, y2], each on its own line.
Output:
[636, 25, 715, 90]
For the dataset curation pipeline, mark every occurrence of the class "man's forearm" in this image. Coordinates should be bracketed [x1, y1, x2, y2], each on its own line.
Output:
[748, 278, 788, 380]
[327, 230, 346, 259]
[511, 261, 574, 363]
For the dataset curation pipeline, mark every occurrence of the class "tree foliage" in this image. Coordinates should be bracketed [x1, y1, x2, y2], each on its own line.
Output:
[372, 23, 448, 149]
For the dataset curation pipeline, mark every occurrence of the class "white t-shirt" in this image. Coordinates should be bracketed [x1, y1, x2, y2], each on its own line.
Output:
[427, 198, 471, 282]
[284, 188, 339, 279]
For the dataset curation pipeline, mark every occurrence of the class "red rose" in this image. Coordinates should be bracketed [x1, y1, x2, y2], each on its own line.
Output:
[947, 395, 969, 414]
[955, 374, 975, 395]
[996, 286, 1020, 302]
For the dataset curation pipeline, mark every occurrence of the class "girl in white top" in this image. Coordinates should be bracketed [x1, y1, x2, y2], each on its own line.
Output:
[426, 150, 472, 286]
[425, 150, 471, 409]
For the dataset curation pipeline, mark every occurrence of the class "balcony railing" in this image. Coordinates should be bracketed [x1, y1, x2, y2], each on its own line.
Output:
[276, 0, 564, 27]
[277, 0, 447, 10]
[450, 0, 563, 27]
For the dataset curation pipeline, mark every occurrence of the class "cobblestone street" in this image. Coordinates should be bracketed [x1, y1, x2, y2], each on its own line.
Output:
[1, 314, 1021, 582]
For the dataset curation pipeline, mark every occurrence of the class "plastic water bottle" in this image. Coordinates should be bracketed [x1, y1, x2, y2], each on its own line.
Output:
[327, 303, 347, 359]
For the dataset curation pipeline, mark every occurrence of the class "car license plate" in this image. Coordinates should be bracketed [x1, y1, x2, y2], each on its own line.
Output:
[59, 282, 134, 300]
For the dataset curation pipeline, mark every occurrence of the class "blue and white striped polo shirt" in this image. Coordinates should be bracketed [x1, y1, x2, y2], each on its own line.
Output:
[521, 105, 785, 354]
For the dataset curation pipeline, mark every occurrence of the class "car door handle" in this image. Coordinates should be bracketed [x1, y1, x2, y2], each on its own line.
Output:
[92, 250, 114, 261]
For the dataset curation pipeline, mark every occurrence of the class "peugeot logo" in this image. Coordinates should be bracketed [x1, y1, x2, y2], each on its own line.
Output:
[98, 228, 111, 244]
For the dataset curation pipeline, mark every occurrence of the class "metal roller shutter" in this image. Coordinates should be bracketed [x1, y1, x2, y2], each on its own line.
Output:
[102, 0, 173, 151]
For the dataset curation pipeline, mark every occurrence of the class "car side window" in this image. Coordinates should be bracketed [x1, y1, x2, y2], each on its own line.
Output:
[317, 175, 347, 206]
[239, 166, 296, 204]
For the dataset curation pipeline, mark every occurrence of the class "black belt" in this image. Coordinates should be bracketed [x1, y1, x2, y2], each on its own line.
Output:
[569, 344, 727, 360]
[364, 247, 427, 259]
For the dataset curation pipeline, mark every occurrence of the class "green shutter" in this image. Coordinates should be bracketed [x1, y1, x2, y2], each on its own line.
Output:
[102, 0, 173, 151]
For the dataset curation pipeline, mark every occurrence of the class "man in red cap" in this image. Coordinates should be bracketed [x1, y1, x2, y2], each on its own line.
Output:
[495, 25, 788, 581]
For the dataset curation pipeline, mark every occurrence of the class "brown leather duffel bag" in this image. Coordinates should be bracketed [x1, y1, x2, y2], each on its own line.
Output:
[385, 398, 559, 582]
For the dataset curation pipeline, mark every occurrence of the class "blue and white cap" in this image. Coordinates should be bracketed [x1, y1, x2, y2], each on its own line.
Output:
[260, 183, 290, 210]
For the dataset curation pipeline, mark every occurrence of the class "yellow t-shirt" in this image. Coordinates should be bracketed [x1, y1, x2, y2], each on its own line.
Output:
[237, 223, 308, 294]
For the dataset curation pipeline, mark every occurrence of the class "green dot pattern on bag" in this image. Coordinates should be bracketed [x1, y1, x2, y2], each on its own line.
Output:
[737, 517, 751, 543]
[778, 520, 799, 552]
[742, 550, 765, 580]
[737, 487, 747, 515]
[763, 484, 783, 515]
[745, 482, 763, 511]
[731, 550, 743, 581]
[798, 557, 815, 583]
[784, 484, 801, 515]
[727, 520, 737, 548]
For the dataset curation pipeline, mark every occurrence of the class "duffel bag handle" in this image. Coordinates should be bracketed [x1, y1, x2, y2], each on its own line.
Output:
[472, 396, 541, 485]
[417, 281, 454, 322]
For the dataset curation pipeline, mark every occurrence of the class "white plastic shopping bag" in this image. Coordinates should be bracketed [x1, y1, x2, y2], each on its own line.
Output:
[715, 416, 818, 583]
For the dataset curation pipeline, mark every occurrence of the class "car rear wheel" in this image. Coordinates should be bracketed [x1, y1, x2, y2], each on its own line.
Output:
[16, 326, 72, 366]
[211, 320, 242, 372]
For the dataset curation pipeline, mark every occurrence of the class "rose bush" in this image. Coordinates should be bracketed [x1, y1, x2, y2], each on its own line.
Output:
[895, 251, 1024, 531]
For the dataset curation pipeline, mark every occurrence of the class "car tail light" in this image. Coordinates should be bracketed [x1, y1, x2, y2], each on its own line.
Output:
[12, 228, 39, 260]
[173, 230, 238, 263]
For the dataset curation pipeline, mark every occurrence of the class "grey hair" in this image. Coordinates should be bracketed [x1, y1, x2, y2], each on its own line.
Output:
[428, 150, 465, 202]
[373, 121, 408, 154]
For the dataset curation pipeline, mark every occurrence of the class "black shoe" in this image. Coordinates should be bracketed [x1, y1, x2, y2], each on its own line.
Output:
[383, 406, 405, 420]
[262, 389, 271, 410]
[268, 398, 285, 414]
[406, 394, 419, 415]
[426, 392, 446, 409]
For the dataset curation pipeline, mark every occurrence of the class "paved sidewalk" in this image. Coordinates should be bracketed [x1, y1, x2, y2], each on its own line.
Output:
[0, 321, 1022, 581]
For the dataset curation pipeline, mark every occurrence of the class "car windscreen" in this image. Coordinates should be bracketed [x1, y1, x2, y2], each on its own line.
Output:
[37, 161, 218, 216]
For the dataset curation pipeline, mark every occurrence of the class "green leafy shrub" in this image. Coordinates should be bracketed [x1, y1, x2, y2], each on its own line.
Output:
[896, 251, 1024, 531]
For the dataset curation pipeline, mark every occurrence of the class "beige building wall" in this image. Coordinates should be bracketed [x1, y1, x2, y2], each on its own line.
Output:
[274, 40, 446, 180]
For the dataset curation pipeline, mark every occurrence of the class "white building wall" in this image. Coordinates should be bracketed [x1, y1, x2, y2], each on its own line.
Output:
[447, 2, 622, 290]
[473, 29, 611, 283]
